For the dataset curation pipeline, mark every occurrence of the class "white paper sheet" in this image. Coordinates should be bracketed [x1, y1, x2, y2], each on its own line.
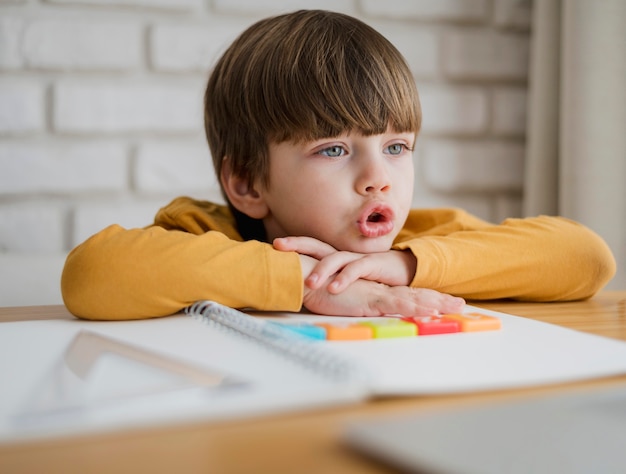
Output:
[2, 304, 626, 443]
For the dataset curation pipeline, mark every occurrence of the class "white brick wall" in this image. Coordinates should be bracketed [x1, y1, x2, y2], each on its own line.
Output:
[419, 85, 489, 135]
[214, 0, 355, 15]
[492, 87, 527, 136]
[53, 82, 204, 133]
[0, 17, 24, 69]
[442, 29, 530, 80]
[22, 20, 142, 70]
[0, 0, 531, 305]
[421, 140, 524, 193]
[361, 0, 489, 22]
[0, 82, 45, 132]
[134, 140, 219, 195]
[0, 142, 127, 194]
[149, 20, 252, 72]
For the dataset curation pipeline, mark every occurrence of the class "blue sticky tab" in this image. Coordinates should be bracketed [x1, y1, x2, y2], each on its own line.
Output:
[270, 322, 327, 340]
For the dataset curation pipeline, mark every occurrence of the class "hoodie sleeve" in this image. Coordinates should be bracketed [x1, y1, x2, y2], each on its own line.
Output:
[61, 224, 303, 320]
[394, 214, 616, 301]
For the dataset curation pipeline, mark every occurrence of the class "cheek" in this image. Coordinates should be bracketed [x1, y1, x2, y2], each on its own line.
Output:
[284, 186, 347, 235]
[269, 180, 329, 222]
[394, 163, 415, 199]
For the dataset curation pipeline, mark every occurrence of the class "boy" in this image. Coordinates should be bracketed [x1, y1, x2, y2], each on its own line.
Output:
[61, 10, 615, 321]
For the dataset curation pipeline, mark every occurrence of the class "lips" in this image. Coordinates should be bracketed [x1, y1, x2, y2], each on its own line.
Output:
[357, 203, 395, 238]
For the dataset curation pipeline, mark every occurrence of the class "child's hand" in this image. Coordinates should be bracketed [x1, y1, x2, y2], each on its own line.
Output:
[274, 236, 417, 294]
[302, 277, 465, 317]
[296, 252, 465, 317]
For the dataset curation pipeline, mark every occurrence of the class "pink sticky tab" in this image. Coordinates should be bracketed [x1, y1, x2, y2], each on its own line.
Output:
[402, 316, 460, 335]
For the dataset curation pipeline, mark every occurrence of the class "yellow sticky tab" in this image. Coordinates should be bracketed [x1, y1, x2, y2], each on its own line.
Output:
[359, 319, 417, 339]
[445, 312, 501, 332]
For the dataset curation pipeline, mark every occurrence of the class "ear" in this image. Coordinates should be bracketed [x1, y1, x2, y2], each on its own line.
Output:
[220, 158, 269, 219]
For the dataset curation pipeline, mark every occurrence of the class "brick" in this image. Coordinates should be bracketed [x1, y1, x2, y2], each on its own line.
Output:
[370, 22, 438, 77]
[214, 0, 355, 15]
[134, 140, 219, 194]
[412, 143, 493, 221]
[22, 20, 142, 70]
[0, 17, 24, 69]
[71, 200, 162, 247]
[71, 193, 226, 247]
[494, 0, 532, 30]
[53, 82, 203, 133]
[492, 87, 527, 136]
[493, 194, 523, 222]
[0, 83, 46, 133]
[150, 20, 251, 72]
[0, 142, 127, 194]
[0, 253, 66, 306]
[418, 85, 488, 135]
[46, 0, 203, 10]
[420, 140, 524, 192]
[442, 29, 529, 80]
[411, 187, 493, 221]
[0, 203, 65, 252]
[361, 0, 488, 22]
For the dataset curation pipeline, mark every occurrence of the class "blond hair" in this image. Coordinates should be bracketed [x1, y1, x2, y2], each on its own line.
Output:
[204, 9, 421, 196]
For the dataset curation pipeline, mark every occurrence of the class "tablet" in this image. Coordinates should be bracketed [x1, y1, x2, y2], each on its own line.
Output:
[344, 384, 626, 474]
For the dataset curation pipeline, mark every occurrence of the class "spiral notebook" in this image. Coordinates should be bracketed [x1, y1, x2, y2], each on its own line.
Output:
[3, 300, 626, 442]
[0, 303, 366, 443]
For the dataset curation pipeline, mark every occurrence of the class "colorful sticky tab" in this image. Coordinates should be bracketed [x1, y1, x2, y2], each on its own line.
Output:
[270, 313, 498, 341]
[359, 319, 417, 339]
[402, 316, 460, 335]
[444, 312, 501, 332]
[315, 323, 373, 341]
[271, 322, 327, 340]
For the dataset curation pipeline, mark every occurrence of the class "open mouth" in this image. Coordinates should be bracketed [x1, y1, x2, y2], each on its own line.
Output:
[358, 205, 395, 238]
[367, 212, 384, 223]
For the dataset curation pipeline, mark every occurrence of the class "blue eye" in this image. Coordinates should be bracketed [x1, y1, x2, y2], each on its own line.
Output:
[319, 146, 345, 157]
[385, 144, 407, 155]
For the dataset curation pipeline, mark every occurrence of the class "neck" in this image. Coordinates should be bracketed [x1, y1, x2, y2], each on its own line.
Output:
[232, 206, 268, 242]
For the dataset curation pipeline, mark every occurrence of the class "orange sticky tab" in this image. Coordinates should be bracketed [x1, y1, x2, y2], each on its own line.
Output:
[315, 323, 373, 341]
[445, 312, 501, 332]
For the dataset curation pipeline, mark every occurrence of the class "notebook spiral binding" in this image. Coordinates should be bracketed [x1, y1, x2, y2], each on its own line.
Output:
[185, 301, 365, 384]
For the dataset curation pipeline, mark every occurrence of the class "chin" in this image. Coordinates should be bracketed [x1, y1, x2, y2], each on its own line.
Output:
[342, 238, 394, 254]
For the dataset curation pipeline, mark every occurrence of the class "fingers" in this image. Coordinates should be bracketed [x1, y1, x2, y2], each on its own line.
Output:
[441, 294, 466, 314]
[371, 296, 439, 317]
[307, 252, 366, 290]
[325, 258, 374, 294]
[273, 236, 337, 259]
[371, 287, 465, 317]
[274, 237, 389, 293]
[407, 288, 465, 315]
[302, 276, 466, 319]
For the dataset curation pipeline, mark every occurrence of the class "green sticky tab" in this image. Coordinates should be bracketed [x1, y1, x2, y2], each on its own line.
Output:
[359, 319, 417, 339]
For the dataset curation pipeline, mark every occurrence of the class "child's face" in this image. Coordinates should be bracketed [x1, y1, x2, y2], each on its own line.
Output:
[259, 127, 415, 253]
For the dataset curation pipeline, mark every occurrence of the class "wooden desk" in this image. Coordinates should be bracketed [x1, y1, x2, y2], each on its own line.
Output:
[1, 291, 626, 474]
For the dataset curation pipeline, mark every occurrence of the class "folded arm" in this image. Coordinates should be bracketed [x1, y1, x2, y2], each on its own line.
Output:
[397, 215, 616, 301]
[62, 223, 465, 321]
[275, 215, 615, 302]
[61, 224, 302, 320]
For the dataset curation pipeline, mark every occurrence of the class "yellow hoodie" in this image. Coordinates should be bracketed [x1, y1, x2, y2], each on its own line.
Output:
[61, 197, 616, 320]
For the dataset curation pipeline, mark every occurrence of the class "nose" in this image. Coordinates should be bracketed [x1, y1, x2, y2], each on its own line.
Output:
[355, 154, 391, 195]
[356, 158, 391, 194]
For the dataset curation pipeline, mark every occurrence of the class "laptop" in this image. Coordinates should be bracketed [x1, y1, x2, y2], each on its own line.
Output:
[344, 384, 626, 474]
